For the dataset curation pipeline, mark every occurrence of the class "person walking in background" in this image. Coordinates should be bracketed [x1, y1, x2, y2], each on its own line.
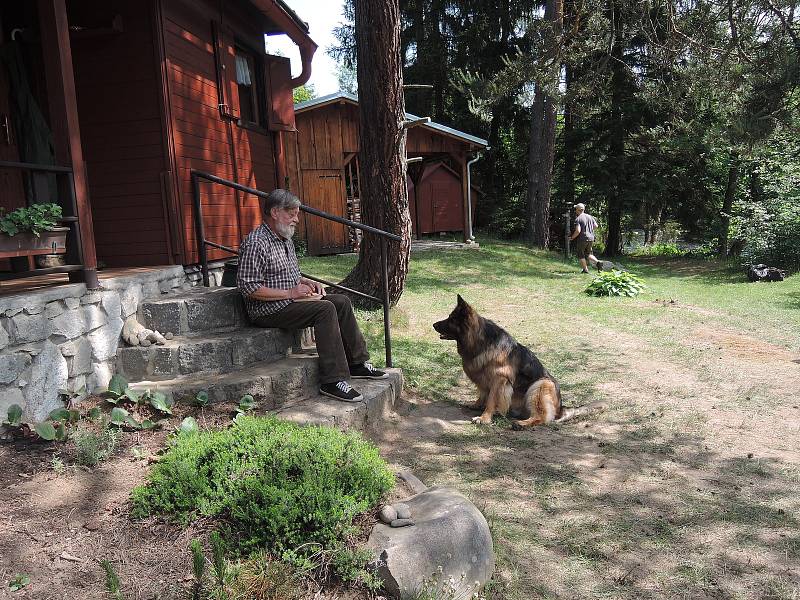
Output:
[570, 203, 601, 273]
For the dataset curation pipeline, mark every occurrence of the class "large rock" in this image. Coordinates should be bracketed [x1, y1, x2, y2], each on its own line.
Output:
[50, 309, 86, 341]
[0, 321, 8, 350]
[24, 341, 69, 422]
[0, 353, 31, 384]
[11, 313, 50, 344]
[367, 486, 494, 599]
[69, 337, 93, 376]
[87, 310, 124, 362]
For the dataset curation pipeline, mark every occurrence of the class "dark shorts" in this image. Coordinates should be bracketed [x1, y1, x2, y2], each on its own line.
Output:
[576, 238, 594, 259]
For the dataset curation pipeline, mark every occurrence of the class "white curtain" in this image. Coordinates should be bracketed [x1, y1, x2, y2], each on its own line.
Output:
[235, 53, 252, 86]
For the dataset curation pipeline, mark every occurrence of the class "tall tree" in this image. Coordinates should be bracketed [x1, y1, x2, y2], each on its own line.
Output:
[526, 0, 563, 247]
[340, 0, 412, 306]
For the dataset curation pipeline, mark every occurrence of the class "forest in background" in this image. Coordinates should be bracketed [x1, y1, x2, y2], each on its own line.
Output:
[329, 0, 800, 267]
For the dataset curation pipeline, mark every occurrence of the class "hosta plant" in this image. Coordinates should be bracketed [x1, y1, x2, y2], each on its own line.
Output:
[585, 270, 646, 297]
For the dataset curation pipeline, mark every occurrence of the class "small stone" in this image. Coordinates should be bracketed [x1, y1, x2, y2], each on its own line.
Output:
[747, 453, 754, 459]
[141, 339, 152, 347]
[379, 505, 398, 524]
[80, 292, 102, 305]
[44, 301, 64, 319]
[165, 332, 174, 340]
[395, 502, 412, 519]
[390, 518, 415, 527]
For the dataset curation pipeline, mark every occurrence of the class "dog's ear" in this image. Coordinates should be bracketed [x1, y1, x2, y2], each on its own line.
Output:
[456, 294, 466, 307]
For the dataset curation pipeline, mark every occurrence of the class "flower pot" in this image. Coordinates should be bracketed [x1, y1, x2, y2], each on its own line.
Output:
[0, 226, 69, 259]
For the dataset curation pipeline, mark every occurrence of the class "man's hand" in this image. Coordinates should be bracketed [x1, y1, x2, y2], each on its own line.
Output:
[301, 278, 326, 296]
[289, 283, 315, 299]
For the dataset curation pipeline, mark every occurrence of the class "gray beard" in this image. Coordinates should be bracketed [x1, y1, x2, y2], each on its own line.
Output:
[275, 223, 296, 239]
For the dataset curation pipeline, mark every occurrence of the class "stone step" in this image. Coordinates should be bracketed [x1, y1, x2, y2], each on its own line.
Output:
[128, 355, 319, 406]
[128, 355, 404, 433]
[115, 327, 294, 382]
[273, 369, 404, 433]
[138, 287, 247, 335]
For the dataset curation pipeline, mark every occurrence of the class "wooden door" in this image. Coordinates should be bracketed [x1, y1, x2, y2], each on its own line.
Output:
[301, 169, 350, 255]
[0, 58, 25, 214]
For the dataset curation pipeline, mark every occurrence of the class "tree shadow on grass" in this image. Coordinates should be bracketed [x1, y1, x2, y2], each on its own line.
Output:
[624, 256, 750, 285]
[377, 405, 800, 599]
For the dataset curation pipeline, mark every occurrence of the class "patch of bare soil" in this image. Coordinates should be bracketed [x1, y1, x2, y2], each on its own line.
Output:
[0, 399, 407, 600]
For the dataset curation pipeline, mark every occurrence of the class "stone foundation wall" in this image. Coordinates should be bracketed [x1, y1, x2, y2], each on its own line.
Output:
[0, 266, 190, 422]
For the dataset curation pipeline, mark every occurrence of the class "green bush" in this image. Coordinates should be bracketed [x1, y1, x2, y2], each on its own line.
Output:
[585, 270, 645, 297]
[631, 242, 686, 257]
[73, 423, 120, 467]
[130, 416, 394, 555]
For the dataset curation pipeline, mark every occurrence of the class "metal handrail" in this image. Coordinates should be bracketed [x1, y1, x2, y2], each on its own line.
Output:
[190, 169, 398, 367]
[0, 159, 87, 283]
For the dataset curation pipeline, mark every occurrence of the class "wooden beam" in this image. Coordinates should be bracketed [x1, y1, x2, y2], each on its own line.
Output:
[38, 0, 99, 288]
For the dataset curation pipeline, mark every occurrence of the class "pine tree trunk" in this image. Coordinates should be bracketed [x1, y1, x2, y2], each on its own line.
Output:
[525, 0, 562, 248]
[340, 0, 411, 306]
[562, 65, 576, 253]
[604, 0, 626, 257]
[718, 156, 739, 256]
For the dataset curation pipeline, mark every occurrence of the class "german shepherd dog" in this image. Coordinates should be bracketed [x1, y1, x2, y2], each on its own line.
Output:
[433, 295, 605, 429]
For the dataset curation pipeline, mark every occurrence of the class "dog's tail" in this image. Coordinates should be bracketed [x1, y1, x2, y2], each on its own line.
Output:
[555, 401, 608, 423]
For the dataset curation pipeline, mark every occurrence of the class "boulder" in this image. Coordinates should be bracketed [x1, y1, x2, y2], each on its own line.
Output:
[367, 486, 494, 599]
[24, 341, 68, 422]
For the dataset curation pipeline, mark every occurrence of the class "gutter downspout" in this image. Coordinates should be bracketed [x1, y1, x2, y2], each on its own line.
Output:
[466, 149, 487, 243]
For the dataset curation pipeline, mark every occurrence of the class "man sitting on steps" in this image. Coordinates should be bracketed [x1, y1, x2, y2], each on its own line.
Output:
[237, 189, 386, 403]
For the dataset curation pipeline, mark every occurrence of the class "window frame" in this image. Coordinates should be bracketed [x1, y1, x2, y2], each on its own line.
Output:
[233, 43, 267, 131]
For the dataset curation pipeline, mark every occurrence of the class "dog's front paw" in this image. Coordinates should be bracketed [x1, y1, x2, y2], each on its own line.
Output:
[511, 421, 525, 431]
[472, 415, 491, 425]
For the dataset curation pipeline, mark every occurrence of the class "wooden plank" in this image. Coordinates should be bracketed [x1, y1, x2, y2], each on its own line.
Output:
[301, 169, 349, 255]
[83, 144, 165, 163]
[81, 117, 163, 138]
[38, 0, 98, 284]
[341, 104, 359, 153]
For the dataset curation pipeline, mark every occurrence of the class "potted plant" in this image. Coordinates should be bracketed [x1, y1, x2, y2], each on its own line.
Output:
[0, 203, 68, 258]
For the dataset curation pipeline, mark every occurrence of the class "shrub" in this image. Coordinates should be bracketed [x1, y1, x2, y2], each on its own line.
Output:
[631, 242, 686, 257]
[130, 416, 394, 555]
[73, 423, 120, 467]
[585, 270, 645, 297]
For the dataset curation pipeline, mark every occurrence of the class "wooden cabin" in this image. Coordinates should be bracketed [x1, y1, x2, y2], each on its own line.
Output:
[0, 0, 316, 285]
[292, 92, 487, 255]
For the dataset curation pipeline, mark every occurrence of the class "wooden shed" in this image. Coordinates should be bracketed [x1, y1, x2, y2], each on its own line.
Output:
[0, 0, 315, 283]
[292, 92, 487, 255]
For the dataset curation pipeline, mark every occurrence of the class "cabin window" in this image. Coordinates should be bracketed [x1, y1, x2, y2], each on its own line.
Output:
[234, 47, 262, 127]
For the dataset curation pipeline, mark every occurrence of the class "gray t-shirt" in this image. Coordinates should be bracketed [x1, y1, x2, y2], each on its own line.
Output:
[575, 213, 598, 241]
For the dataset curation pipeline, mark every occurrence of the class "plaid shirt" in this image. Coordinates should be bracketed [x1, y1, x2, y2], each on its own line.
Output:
[237, 224, 301, 319]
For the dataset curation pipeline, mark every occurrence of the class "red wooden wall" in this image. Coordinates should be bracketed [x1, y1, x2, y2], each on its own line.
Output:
[294, 100, 479, 248]
[71, 0, 172, 267]
[408, 163, 465, 234]
[161, 0, 278, 264]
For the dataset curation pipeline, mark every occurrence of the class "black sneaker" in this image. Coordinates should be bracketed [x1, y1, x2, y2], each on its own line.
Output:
[319, 381, 363, 402]
[349, 362, 387, 379]
[595, 261, 604, 271]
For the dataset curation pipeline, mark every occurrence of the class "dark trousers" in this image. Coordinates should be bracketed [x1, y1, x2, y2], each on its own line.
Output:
[252, 294, 369, 384]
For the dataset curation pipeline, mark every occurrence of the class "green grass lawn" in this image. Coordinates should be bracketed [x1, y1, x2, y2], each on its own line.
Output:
[301, 241, 800, 600]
